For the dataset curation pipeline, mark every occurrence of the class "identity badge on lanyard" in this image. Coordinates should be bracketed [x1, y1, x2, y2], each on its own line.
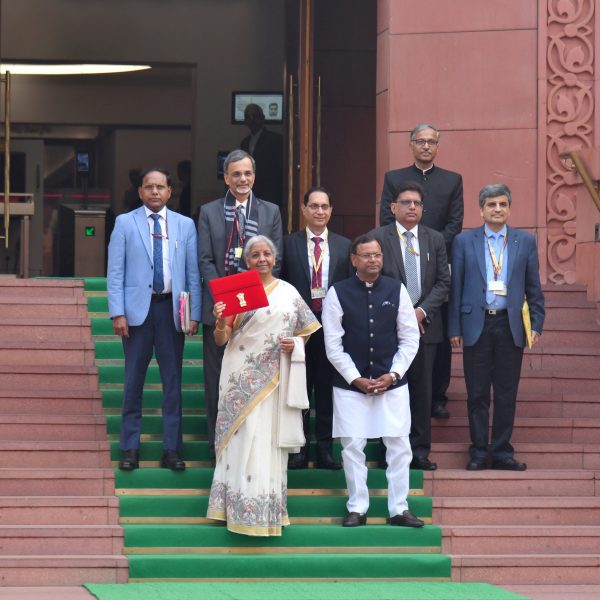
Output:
[307, 227, 328, 299]
[486, 233, 508, 296]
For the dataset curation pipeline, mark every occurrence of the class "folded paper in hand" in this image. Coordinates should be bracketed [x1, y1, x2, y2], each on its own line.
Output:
[209, 270, 269, 317]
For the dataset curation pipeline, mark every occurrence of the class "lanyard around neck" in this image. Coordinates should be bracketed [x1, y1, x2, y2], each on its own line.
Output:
[306, 227, 328, 274]
[485, 232, 507, 280]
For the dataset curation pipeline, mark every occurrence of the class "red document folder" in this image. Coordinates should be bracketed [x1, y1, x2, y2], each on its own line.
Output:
[209, 270, 269, 317]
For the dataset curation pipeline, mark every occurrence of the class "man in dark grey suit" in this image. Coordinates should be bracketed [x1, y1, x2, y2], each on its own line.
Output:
[281, 186, 352, 469]
[380, 124, 463, 419]
[372, 181, 450, 470]
[198, 149, 283, 461]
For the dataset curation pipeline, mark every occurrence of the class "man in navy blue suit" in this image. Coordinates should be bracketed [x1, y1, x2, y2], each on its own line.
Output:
[448, 183, 544, 471]
[108, 168, 201, 472]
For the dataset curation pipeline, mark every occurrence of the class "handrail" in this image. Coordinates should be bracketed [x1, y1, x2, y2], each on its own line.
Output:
[559, 149, 600, 215]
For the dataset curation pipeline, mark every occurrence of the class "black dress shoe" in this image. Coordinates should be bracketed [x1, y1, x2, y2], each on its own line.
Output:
[466, 459, 488, 471]
[410, 456, 438, 471]
[342, 512, 367, 527]
[316, 450, 342, 470]
[118, 450, 139, 471]
[492, 457, 527, 471]
[431, 405, 450, 419]
[389, 510, 424, 528]
[161, 450, 186, 471]
[288, 448, 309, 469]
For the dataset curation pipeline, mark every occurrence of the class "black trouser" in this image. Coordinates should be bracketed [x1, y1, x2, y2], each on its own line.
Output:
[431, 301, 452, 411]
[202, 323, 226, 457]
[462, 313, 524, 461]
[407, 340, 437, 458]
[302, 316, 334, 448]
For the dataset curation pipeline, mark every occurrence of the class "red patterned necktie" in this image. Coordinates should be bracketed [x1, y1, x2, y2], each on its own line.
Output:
[311, 236, 323, 312]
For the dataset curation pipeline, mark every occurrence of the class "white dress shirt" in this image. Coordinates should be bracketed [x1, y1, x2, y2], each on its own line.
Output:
[144, 205, 172, 293]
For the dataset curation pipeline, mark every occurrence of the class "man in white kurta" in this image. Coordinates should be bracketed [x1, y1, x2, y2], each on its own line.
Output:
[322, 235, 422, 527]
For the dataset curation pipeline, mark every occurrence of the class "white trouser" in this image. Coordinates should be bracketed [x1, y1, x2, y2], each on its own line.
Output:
[340, 436, 412, 517]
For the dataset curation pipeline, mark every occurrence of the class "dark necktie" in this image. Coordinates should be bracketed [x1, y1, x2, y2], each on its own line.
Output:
[151, 214, 164, 294]
[311, 236, 323, 312]
[404, 230, 420, 306]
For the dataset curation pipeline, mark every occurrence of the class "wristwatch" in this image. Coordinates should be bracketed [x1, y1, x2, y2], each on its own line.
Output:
[389, 371, 399, 384]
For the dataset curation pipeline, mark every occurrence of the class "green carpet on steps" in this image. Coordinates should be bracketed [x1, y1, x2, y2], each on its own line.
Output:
[84, 277, 451, 586]
[123, 523, 441, 549]
[118, 494, 431, 519]
[84, 582, 529, 600]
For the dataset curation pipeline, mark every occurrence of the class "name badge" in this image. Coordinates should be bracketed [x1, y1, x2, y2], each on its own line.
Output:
[311, 287, 327, 299]
[488, 280, 507, 296]
[234, 247, 243, 259]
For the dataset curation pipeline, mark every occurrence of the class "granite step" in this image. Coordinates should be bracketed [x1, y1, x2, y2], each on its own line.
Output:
[430, 417, 600, 444]
[0, 365, 98, 391]
[0, 469, 115, 497]
[0, 441, 111, 468]
[0, 556, 128, 585]
[433, 496, 600, 526]
[0, 279, 86, 298]
[0, 390, 103, 416]
[0, 341, 96, 366]
[0, 296, 89, 319]
[0, 526, 124, 556]
[448, 368, 600, 395]
[443, 525, 600, 554]
[0, 415, 107, 442]
[0, 497, 120, 525]
[444, 392, 600, 419]
[0, 318, 92, 342]
[429, 442, 600, 470]
[452, 554, 600, 584]
[424, 469, 598, 498]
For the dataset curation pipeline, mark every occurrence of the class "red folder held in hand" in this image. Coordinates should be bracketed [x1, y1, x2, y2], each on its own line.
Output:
[209, 270, 269, 317]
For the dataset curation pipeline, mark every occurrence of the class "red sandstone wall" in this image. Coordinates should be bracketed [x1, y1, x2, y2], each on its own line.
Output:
[377, 0, 599, 285]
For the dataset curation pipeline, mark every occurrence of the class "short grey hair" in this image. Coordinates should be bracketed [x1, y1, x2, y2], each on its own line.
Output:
[224, 149, 256, 174]
[479, 183, 512, 208]
[409, 124, 440, 141]
[243, 235, 278, 261]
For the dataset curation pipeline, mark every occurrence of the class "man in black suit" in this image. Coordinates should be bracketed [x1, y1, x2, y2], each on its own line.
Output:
[372, 181, 450, 470]
[380, 124, 463, 420]
[281, 186, 352, 469]
[241, 104, 283, 208]
[198, 149, 283, 461]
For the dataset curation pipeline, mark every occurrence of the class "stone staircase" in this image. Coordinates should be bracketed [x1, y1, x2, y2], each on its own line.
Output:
[0, 279, 127, 585]
[429, 284, 600, 588]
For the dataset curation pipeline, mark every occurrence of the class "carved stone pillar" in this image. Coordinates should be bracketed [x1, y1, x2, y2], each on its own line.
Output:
[543, 0, 596, 284]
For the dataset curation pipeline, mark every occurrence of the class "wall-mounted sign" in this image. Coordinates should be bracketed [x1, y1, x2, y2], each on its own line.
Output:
[231, 92, 284, 125]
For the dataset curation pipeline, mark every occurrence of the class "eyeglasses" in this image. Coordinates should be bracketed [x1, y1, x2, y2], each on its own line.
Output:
[412, 139, 439, 147]
[354, 252, 382, 259]
[395, 200, 424, 207]
[142, 184, 169, 192]
[305, 203, 331, 211]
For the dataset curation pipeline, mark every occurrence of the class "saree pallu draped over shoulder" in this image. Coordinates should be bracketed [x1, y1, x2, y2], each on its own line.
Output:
[206, 280, 320, 536]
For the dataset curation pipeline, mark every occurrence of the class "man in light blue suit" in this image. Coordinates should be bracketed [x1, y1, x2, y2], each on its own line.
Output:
[108, 168, 201, 472]
[448, 183, 544, 472]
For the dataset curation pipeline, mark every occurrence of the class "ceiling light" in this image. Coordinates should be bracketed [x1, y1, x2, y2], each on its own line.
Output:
[0, 64, 151, 76]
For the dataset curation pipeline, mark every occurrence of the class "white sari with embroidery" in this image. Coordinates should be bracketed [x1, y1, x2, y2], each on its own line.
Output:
[206, 280, 320, 536]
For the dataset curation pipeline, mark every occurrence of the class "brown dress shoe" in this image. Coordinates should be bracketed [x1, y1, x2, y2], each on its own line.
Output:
[389, 510, 424, 528]
[342, 512, 367, 527]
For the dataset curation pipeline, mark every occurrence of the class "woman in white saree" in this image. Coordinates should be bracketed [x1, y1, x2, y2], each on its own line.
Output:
[207, 235, 320, 536]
